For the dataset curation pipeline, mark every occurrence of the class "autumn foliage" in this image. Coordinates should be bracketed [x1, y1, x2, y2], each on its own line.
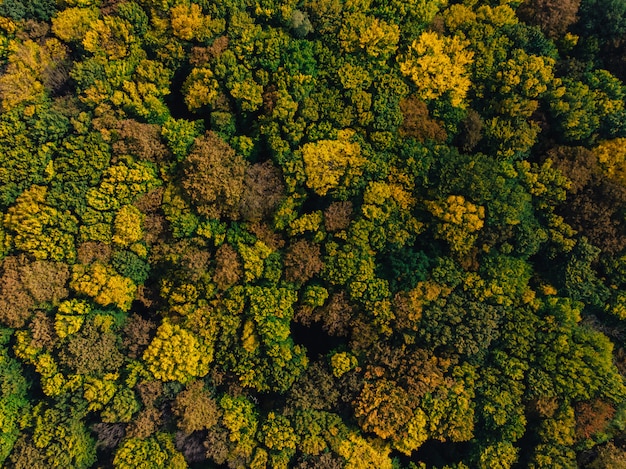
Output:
[0, 1, 625, 468]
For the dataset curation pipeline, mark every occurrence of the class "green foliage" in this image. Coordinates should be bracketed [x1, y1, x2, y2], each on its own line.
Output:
[11, 400, 96, 469]
[0, 0, 56, 21]
[114, 433, 187, 469]
[0, 328, 29, 465]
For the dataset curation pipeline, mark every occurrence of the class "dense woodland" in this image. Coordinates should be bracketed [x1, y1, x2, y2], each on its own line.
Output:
[1, 0, 626, 467]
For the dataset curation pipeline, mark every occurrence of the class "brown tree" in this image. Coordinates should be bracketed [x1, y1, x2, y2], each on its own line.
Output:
[457, 109, 483, 153]
[29, 311, 57, 349]
[517, 0, 581, 38]
[324, 202, 353, 232]
[548, 146, 626, 253]
[173, 380, 221, 435]
[587, 442, 626, 469]
[182, 131, 247, 220]
[122, 313, 157, 360]
[58, 322, 125, 375]
[284, 239, 324, 284]
[77, 241, 112, 265]
[287, 362, 340, 412]
[295, 291, 354, 337]
[112, 119, 170, 164]
[399, 96, 447, 143]
[0, 256, 70, 328]
[239, 160, 285, 222]
[126, 407, 162, 439]
[213, 243, 242, 291]
[134, 187, 167, 246]
[547, 146, 599, 194]
[575, 400, 616, 440]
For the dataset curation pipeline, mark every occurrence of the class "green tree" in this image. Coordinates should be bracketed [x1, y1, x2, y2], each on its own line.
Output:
[114, 433, 187, 469]
[0, 328, 29, 465]
[10, 400, 96, 469]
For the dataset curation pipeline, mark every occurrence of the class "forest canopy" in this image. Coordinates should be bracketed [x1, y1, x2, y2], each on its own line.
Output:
[1, 0, 626, 468]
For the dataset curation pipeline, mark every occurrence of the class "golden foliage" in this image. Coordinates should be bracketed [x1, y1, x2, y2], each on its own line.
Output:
[70, 262, 136, 311]
[426, 195, 485, 255]
[112, 205, 143, 247]
[300, 130, 365, 196]
[594, 138, 626, 186]
[4, 185, 78, 262]
[143, 320, 212, 383]
[399, 31, 474, 107]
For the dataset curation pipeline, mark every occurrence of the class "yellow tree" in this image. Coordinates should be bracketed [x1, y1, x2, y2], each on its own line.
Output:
[593, 138, 626, 185]
[143, 319, 212, 383]
[3, 185, 78, 262]
[492, 49, 556, 118]
[426, 195, 485, 255]
[0, 38, 67, 111]
[300, 130, 365, 196]
[52, 7, 99, 44]
[339, 13, 400, 60]
[398, 31, 474, 108]
[112, 204, 144, 248]
[70, 262, 136, 311]
[182, 67, 219, 112]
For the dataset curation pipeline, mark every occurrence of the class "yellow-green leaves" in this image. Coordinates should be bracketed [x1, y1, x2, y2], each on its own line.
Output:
[594, 138, 626, 185]
[339, 13, 400, 60]
[143, 319, 211, 383]
[170, 2, 225, 42]
[300, 130, 365, 196]
[113, 433, 187, 469]
[113, 205, 143, 247]
[4, 185, 78, 262]
[399, 31, 474, 108]
[70, 262, 135, 311]
[426, 195, 485, 255]
[52, 7, 98, 44]
[183, 67, 219, 112]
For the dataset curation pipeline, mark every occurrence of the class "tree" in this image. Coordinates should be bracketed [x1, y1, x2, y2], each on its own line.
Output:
[71, 261, 136, 311]
[0, 104, 69, 209]
[417, 291, 501, 358]
[284, 239, 323, 283]
[577, 0, 626, 42]
[205, 394, 259, 466]
[587, 442, 626, 468]
[517, 0, 581, 38]
[10, 401, 96, 469]
[4, 185, 78, 262]
[58, 319, 125, 376]
[425, 195, 485, 256]
[0, 256, 70, 328]
[113, 433, 187, 469]
[593, 138, 626, 186]
[338, 13, 400, 61]
[0, 328, 29, 465]
[52, 7, 98, 44]
[173, 380, 221, 435]
[113, 119, 169, 164]
[182, 132, 247, 219]
[490, 49, 555, 118]
[182, 67, 220, 112]
[300, 130, 365, 197]
[240, 160, 286, 222]
[143, 319, 212, 384]
[398, 31, 474, 108]
[399, 96, 447, 143]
